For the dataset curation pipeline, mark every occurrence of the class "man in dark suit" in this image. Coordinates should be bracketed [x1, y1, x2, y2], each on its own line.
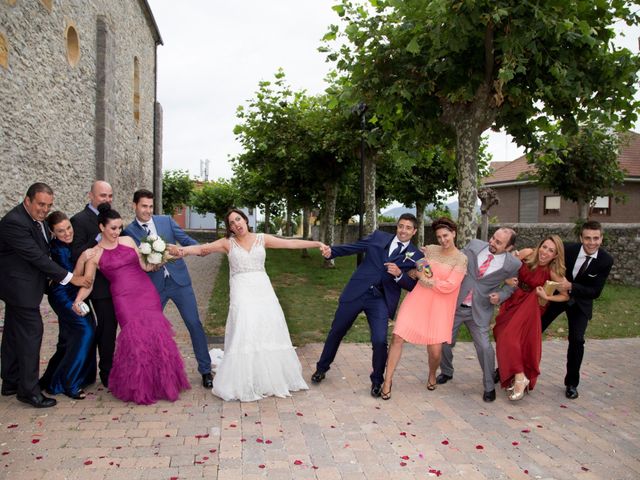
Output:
[0, 183, 90, 408]
[541, 220, 613, 399]
[70, 180, 117, 387]
[437, 228, 521, 402]
[312, 213, 424, 397]
[123, 189, 213, 388]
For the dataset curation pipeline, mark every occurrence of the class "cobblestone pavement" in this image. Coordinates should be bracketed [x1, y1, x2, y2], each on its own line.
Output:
[0, 253, 639, 479]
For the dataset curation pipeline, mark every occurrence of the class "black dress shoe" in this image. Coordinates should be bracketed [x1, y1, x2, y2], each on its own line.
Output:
[483, 390, 496, 402]
[202, 373, 213, 388]
[371, 383, 382, 397]
[493, 368, 500, 384]
[1, 384, 18, 396]
[17, 393, 57, 408]
[565, 385, 579, 399]
[436, 373, 453, 385]
[311, 370, 326, 384]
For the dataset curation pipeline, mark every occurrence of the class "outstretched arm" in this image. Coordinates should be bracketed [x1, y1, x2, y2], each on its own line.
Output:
[178, 237, 230, 257]
[263, 235, 326, 251]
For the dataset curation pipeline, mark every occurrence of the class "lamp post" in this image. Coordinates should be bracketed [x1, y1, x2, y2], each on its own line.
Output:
[354, 102, 368, 265]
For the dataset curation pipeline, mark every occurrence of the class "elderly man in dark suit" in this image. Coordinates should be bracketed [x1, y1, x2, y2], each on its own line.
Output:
[312, 213, 424, 397]
[541, 220, 613, 399]
[0, 183, 90, 408]
[70, 180, 116, 388]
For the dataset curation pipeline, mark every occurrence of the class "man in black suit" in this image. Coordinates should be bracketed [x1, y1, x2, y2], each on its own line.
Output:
[70, 180, 117, 387]
[0, 183, 90, 408]
[542, 221, 613, 399]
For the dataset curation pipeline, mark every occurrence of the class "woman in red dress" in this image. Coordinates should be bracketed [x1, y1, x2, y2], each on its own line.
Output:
[494, 235, 568, 401]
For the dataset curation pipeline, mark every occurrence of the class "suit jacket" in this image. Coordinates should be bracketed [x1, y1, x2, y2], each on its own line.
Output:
[457, 239, 522, 327]
[330, 230, 424, 319]
[0, 203, 68, 308]
[123, 215, 198, 291]
[563, 242, 613, 319]
[70, 205, 111, 299]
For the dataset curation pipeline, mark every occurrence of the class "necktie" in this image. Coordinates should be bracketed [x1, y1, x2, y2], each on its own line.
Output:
[142, 223, 151, 236]
[34, 220, 48, 243]
[576, 255, 592, 278]
[390, 242, 403, 258]
[463, 254, 494, 304]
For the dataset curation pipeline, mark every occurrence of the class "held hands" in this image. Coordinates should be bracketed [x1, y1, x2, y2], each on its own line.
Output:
[505, 277, 519, 288]
[70, 275, 92, 288]
[384, 262, 402, 278]
[488, 292, 501, 305]
[320, 244, 332, 259]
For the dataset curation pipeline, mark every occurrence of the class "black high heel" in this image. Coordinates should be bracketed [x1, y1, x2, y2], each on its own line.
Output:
[67, 389, 86, 400]
[381, 381, 392, 400]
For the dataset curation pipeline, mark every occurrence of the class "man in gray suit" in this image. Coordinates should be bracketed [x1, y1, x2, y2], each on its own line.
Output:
[437, 228, 521, 402]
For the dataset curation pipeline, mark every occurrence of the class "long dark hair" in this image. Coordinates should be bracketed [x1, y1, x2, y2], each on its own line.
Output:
[224, 208, 249, 238]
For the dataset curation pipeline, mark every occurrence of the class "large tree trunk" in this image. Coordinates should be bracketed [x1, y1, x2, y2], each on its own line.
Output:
[441, 85, 497, 246]
[340, 219, 348, 244]
[578, 200, 589, 221]
[363, 151, 377, 235]
[263, 203, 271, 234]
[285, 199, 293, 237]
[323, 181, 338, 268]
[301, 206, 310, 258]
[415, 199, 425, 246]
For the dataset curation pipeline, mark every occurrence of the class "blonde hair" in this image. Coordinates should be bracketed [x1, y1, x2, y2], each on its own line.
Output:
[523, 234, 566, 277]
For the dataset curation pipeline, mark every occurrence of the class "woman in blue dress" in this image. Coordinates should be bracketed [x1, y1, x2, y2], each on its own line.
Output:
[39, 211, 96, 399]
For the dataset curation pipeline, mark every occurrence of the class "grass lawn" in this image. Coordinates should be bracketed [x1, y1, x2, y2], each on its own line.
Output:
[205, 249, 640, 345]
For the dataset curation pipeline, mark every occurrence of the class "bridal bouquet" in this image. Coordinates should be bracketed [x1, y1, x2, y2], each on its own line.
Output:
[138, 234, 170, 265]
[403, 251, 433, 278]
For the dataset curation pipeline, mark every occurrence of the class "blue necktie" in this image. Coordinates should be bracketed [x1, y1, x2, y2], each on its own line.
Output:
[142, 223, 151, 236]
[390, 242, 403, 258]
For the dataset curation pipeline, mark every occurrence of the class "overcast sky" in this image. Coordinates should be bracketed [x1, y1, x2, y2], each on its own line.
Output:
[147, 1, 640, 180]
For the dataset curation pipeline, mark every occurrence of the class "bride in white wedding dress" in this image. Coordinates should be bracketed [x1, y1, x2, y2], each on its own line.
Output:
[180, 209, 328, 402]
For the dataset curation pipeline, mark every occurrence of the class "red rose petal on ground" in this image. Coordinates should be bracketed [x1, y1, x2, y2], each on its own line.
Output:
[375, 406, 380, 409]
[330, 425, 335, 428]
[162, 410, 168, 413]
[165, 434, 171, 437]
[170, 477, 178, 480]
[507, 415, 515, 420]
[401, 455, 410, 460]
[244, 413, 248, 417]
[7, 425, 18, 429]
[240, 438, 246, 442]
[429, 468, 443, 477]
[560, 404, 568, 408]
[256, 438, 263, 443]
[109, 462, 114, 465]
[441, 440, 449, 445]
[84, 460, 93, 465]
[229, 424, 236, 428]
[209, 449, 217, 453]
[296, 412, 303, 416]
[259, 464, 265, 469]
[265, 440, 272, 444]
[400, 462, 407, 466]
[1, 453, 8, 456]
[475, 445, 484, 450]
[194, 461, 204, 465]
[294, 460, 303, 465]
[537, 425, 543, 428]
[115, 446, 122, 450]
[581, 467, 589, 471]
[400, 432, 407, 436]
[406, 422, 412, 425]
[31, 439, 40, 444]
[312, 465, 319, 469]
[255, 421, 261, 424]
[512, 441, 519, 446]
[111, 417, 118, 421]
[521, 429, 531, 433]
[35, 456, 42, 460]
[524, 469, 529, 474]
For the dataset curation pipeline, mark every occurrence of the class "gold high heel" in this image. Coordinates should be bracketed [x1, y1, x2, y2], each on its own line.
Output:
[508, 377, 530, 401]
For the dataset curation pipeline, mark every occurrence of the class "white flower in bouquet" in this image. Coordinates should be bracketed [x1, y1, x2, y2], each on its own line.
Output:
[152, 238, 166, 252]
[139, 242, 152, 255]
[147, 252, 163, 264]
[147, 233, 159, 242]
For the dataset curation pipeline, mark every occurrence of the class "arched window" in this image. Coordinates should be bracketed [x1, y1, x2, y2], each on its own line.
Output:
[65, 24, 80, 67]
[133, 56, 140, 124]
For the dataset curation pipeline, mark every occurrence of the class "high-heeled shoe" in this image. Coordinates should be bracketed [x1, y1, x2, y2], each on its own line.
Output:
[381, 381, 392, 400]
[508, 377, 530, 401]
[426, 380, 437, 391]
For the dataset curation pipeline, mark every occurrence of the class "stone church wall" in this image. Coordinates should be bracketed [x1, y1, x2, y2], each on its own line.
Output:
[0, 0, 160, 220]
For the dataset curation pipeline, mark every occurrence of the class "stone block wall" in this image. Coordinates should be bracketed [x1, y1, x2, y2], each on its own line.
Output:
[0, 0, 159, 221]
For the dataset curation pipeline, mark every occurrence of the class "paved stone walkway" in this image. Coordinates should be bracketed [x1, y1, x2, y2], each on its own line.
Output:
[0, 253, 639, 479]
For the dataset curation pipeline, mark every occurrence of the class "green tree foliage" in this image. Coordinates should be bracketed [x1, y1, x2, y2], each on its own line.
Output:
[162, 170, 193, 215]
[530, 123, 627, 220]
[191, 179, 239, 238]
[325, 0, 640, 243]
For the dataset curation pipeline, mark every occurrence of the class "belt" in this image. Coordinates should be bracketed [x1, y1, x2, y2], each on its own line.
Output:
[459, 303, 471, 308]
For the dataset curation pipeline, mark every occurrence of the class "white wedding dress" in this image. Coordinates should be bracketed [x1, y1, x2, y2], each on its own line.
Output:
[210, 234, 309, 401]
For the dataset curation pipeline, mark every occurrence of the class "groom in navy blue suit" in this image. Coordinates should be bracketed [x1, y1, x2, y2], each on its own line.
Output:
[123, 189, 213, 388]
[313, 213, 424, 396]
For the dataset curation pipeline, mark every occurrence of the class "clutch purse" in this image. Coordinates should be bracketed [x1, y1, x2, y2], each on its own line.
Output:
[538, 280, 561, 306]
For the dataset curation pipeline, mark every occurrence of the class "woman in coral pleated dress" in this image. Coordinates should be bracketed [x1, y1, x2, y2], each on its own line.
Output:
[381, 218, 467, 399]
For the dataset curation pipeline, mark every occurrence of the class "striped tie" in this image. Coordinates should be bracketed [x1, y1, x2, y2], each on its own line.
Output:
[462, 254, 494, 305]
[142, 223, 151, 236]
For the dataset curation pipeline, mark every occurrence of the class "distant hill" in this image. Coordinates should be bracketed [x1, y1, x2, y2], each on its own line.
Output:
[382, 200, 460, 220]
